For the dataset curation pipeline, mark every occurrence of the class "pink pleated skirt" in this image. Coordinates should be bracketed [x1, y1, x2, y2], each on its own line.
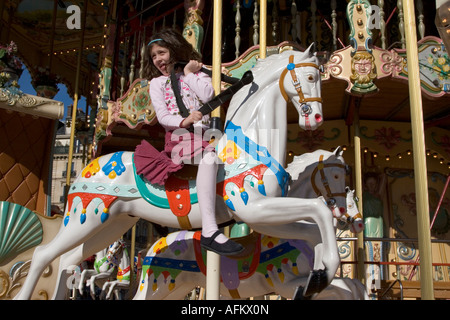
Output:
[134, 130, 213, 185]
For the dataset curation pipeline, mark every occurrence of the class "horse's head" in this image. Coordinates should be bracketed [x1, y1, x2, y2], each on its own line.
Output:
[106, 239, 125, 265]
[309, 147, 349, 220]
[336, 187, 364, 233]
[279, 44, 323, 131]
[287, 147, 349, 221]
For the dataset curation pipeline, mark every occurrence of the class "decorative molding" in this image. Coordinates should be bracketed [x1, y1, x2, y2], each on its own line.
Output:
[0, 89, 64, 120]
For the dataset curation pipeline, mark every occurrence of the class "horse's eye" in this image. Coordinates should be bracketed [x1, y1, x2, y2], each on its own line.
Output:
[307, 74, 315, 81]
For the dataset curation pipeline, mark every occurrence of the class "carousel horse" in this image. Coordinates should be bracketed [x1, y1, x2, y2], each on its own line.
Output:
[78, 239, 131, 299]
[15, 46, 342, 300]
[134, 231, 367, 300]
[133, 182, 365, 300]
[99, 246, 133, 300]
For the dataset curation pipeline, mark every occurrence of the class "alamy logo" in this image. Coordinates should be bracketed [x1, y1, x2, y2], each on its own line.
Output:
[66, 5, 81, 30]
[369, 5, 381, 29]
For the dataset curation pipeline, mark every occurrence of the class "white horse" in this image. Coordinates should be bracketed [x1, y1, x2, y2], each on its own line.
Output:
[77, 239, 131, 299]
[133, 152, 365, 300]
[99, 241, 132, 300]
[134, 230, 367, 300]
[15, 47, 343, 300]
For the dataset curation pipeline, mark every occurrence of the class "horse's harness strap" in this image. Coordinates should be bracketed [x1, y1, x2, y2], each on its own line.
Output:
[170, 64, 254, 120]
[311, 154, 346, 199]
[279, 55, 323, 105]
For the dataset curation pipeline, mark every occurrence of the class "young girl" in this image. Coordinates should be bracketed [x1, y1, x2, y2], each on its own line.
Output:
[135, 28, 243, 256]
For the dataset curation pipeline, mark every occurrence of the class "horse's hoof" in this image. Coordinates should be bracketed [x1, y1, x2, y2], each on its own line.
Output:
[303, 269, 328, 297]
[292, 286, 311, 300]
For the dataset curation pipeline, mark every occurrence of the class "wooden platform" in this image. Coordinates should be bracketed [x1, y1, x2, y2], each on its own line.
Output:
[379, 280, 450, 300]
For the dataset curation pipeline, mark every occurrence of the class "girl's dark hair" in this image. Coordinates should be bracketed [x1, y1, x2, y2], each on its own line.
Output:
[143, 28, 202, 79]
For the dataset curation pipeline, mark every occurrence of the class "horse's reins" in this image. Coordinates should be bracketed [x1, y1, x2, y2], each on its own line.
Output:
[170, 62, 254, 120]
[279, 55, 323, 116]
[311, 154, 347, 217]
[311, 154, 363, 224]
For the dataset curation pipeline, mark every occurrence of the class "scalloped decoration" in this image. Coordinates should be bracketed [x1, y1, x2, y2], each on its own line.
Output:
[0, 201, 43, 264]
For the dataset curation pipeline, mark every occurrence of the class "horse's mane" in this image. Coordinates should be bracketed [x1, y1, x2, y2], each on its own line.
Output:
[286, 149, 336, 180]
[250, 49, 317, 87]
[228, 49, 318, 110]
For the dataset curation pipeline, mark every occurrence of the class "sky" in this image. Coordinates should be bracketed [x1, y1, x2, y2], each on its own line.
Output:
[18, 66, 87, 121]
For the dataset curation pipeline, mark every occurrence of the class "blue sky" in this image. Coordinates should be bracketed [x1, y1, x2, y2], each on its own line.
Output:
[18, 66, 87, 121]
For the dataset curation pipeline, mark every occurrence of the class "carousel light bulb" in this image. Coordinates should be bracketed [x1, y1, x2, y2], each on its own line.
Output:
[433, 153, 438, 158]
[373, 152, 378, 158]
[397, 153, 402, 159]
[363, 147, 368, 153]
[407, 150, 411, 155]
[385, 155, 390, 161]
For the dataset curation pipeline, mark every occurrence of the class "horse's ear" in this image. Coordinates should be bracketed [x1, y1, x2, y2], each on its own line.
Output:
[305, 43, 316, 57]
[333, 146, 343, 157]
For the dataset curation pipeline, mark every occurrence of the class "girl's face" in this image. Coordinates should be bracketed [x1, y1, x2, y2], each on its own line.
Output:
[150, 44, 171, 76]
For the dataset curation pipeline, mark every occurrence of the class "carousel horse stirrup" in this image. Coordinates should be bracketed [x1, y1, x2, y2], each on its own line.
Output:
[200, 231, 244, 256]
[303, 269, 328, 297]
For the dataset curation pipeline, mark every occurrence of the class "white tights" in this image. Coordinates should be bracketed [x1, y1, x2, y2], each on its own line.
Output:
[196, 151, 228, 244]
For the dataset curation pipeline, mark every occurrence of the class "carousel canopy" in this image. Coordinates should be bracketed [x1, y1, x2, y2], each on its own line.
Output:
[1, 0, 449, 131]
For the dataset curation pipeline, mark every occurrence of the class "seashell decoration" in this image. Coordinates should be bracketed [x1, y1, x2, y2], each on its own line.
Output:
[0, 201, 43, 265]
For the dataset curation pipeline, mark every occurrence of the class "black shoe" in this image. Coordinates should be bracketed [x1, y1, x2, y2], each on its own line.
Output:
[200, 231, 244, 256]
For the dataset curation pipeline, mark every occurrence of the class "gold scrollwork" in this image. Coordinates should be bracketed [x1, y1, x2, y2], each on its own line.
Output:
[0, 269, 10, 299]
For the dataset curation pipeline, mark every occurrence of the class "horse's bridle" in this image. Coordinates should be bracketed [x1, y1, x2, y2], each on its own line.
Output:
[279, 55, 323, 115]
[311, 155, 362, 224]
[311, 154, 347, 205]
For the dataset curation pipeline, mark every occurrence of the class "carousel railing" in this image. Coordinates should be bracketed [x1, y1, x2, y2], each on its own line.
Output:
[336, 236, 450, 299]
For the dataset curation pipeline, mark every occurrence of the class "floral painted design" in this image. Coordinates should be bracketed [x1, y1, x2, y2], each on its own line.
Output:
[426, 53, 450, 81]
[373, 127, 401, 150]
[132, 91, 150, 111]
[152, 236, 168, 255]
[288, 129, 325, 151]
[82, 157, 101, 178]
[261, 235, 280, 248]
[361, 126, 410, 150]
[219, 140, 241, 164]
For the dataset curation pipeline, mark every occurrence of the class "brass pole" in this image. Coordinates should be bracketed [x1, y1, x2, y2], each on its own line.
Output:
[353, 104, 365, 285]
[205, 0, 222, 301]
[65, 1, 88, 201]
[259, 0, 267, 59]
[402, 0, 434, 300]
[209, 0, 222, 133]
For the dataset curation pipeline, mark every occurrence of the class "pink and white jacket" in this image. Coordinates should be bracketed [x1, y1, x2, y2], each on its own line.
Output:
[149, 71, 214, 131]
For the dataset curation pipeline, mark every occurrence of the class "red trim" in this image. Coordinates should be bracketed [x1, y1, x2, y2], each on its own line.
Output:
[67, 193, 118, 212]
[165, 175, 191, 217]
[216, 164, 269, 196]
